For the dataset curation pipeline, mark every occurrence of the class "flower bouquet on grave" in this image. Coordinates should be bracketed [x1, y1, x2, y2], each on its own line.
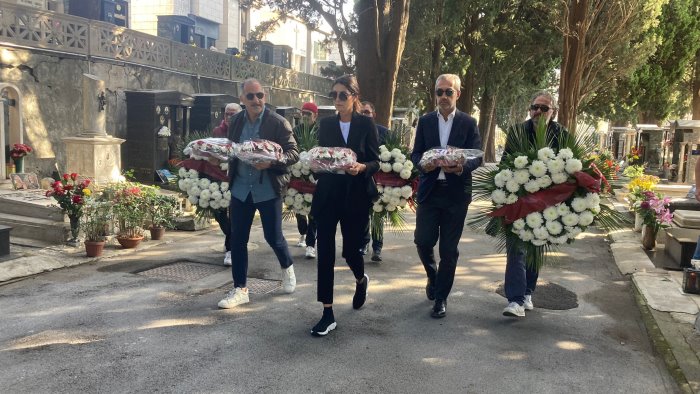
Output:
[370, 127, 419, 232]
[178, 137, 232, 220]
[304, 147, 357, 173]
[232, 139, 284, 166]
[468, 118, 628, 271]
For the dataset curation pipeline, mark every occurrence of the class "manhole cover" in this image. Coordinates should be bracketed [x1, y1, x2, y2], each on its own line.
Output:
[246, 278, 281, 294]
[137, 261, 226, 282]
[493, 280, 578, 310]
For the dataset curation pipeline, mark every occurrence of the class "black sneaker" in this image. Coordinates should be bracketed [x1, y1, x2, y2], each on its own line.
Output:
[311, 315, 337, 337]
[371, 252, 382, 262]
[353, 274, 369, 310]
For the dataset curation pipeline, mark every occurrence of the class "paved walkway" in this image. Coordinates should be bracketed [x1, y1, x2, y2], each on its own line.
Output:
[0, 206, 681, 393]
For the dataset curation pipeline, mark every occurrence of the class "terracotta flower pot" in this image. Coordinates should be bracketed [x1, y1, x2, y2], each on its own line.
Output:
[149, 226, 165, 240]
[84, 240, 105, 257]
[117, 235, 144, 249]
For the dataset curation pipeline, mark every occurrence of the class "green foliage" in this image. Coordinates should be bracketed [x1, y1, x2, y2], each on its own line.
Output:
[293, 122, 318, 152]
[145, 194, 179, 229]
[100, 182, 153, 238]
[81, 201, 112, 242]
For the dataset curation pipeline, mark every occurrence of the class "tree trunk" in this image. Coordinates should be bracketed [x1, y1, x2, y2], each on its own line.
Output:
[478, 88, 496, 162]
[355, 0, 411, 128]
[694, 48, 700, 119]
[558, 0, 589, 133]
[424, 0, 444, 111]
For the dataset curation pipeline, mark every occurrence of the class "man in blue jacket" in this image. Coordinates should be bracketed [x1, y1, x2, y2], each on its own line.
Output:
[411, 74, 482, 318]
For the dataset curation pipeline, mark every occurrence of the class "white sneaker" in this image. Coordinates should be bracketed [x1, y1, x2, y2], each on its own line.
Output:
[305, 246, 316, 259]
[503, 302, 525, 317]
[523, 295, 534, 311]
[297, 235, 306, 248]
[217, 287, 249, 309]
[282, 265, 296, 293]
[692, 259, 700, 269]
[223, 251, 232, 266]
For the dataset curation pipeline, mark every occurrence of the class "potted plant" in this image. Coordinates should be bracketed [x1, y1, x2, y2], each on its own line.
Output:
[108, 183, 148, 248]
[637, 191, 673, 250]
[9, 143, 32, 173]
[145, 193, 179, 240]
[45, 173, 92, 244]
[81, 201, 111, 257]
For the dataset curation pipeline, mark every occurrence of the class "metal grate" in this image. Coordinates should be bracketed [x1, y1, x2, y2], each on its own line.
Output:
[247, 278, 281, 294]
[137, 261, 226, 282]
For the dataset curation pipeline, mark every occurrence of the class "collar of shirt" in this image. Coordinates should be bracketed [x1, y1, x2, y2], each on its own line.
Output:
[244, 107, 265, 126]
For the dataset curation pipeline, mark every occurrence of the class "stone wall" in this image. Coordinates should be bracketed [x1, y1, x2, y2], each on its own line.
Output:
[0, 46, 331, 177]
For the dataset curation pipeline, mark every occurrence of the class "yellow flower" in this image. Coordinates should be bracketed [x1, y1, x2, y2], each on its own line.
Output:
[83, 189, 92, 197]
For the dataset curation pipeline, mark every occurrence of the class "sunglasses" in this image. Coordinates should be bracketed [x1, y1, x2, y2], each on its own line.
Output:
[530, 104, 551, 112]
[245, 92, 265, 100]
[436, 88, 456, 97]
[329, 91, 353, 101]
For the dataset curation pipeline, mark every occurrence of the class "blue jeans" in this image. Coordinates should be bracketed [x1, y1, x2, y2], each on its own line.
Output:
[362, 214, 384, 254]
[693, 236, 700, 260]
[213, 208, 230, 252]
[504, 239, 539, 305]
[229, 194, 294, 288]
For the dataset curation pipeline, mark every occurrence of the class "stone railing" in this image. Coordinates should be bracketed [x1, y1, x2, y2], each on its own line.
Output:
[0, 2, 331, 93]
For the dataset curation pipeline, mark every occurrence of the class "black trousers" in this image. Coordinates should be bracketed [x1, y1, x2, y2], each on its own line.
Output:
[213, 208, 230, 252]
[316, 205, 368, 304]
[414, 186, 469, 301]
[295, 214, 317, 247]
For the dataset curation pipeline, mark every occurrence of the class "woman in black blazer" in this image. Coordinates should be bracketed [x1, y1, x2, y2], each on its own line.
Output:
[310, 74, 380, 337]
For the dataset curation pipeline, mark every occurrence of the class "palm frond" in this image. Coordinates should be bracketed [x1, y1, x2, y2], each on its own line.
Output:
[295, 123, 318, 152]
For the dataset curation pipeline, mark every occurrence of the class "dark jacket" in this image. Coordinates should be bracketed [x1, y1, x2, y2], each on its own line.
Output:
[227, 109, 299, 196]
[501, 119, 568, 163]
[311, 112, 380, 216]
[411, 110, 482, 204]
[376, 124, 389, 145]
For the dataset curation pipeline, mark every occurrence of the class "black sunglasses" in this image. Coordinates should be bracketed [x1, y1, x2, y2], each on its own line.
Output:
[436, 88, 455, 97]
[329, 91, 352, 101]
[530, 104, 551, 112]
[245, 92, 265, 100]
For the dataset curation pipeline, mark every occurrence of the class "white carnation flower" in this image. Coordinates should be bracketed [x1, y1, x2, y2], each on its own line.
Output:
[491, 189, 507, 204]
[571, 197, 587, 213]
[556, 203, 570, 216]
[547, 159, 566, 174]
[301, 168, 310, 175]
[303, 193, 313, 202]
[293, 201, 303, 210]
[401, 185, 413, 198]
[558, 148, 574, 160]
[519, 230, 535, 242]
[534, 226, 549, 240]
[546, 220, 563, 235]
[391, 148, 402, 157]
[514, 169, 530, 184]
[220, 163, 229, 171]
[392, 162, 404, 173]
[379, 145, 388, 152]
[199, 178, 211, 189]
[529, 160, 548, 178]
[499, 169, 514, 180]
[288, 188, 298, 196]
[389, 197, 401, 206]
[220, 182, 229, 191]
[381, 194, 391, 203]
[392, 187, 404, 197]
[551, 172, 569, 184]
[189, 185, 201, 197]
[506, 179, 521, 193]
[373, 204, 383, 212]
[400, 169, 412, 179]
[199, 189, 211, 201]
[513, 156, 529, 169]
[562, 213, 580, 227]
[284, 196, 295, 206]
[292, 169, 302, 178]
[525, 212, 543, 228]
[294, 194, 304, 203]
[178, 179, 186, 191]
[188, 195, 199, 205]
[178, 167, 187, 177]
[565, 159, 583, 174]
[537, 147, 555, 161]
[386, 204, 397, 212]
[590, 205, 601, 214]
[552, 235, 569, 245]
[567, 227, 583, 239]
[188, 169, 198, 178]
[579, 211, 594, 226]
[403, 161, 414, 170]
[380, 162, 393, 173]
[524, 180, 540, 193]
[585, 193, 601, 209]
[223, 190, 231, 201]
[199, 199, 210, 208]
[292, 162, 302, 170]
[209, 183, 220, 192]
[506, 193, 518, 204]
[211, 191, 223, 201]
[380, 151, 392, 162]
[543, 206, 559, 221]
[512, 219, 526, 231]
[398, 198, 408, 207]
[494, 174, 506, 188]
[377, 185, 384, 193]
[536, 175, 552, 189]
[532, 239, 548, 246]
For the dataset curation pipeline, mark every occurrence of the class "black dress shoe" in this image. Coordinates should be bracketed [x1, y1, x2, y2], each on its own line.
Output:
[431, 299, 446, 318]
[426, 281, 436, 301]
[371, 252, 382, 262]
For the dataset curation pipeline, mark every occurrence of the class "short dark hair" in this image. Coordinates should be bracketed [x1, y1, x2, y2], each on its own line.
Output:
[361, 101, 376, 113]
[333, 74, 362, 113]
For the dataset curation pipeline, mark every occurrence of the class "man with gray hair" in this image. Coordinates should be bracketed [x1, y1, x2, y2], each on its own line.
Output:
[411, 73, 482, 318]
[218, 79, 299, 309]
[500, 90, 567, 318]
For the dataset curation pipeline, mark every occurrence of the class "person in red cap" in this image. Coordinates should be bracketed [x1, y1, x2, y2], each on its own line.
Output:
[292, 102, 319, 258]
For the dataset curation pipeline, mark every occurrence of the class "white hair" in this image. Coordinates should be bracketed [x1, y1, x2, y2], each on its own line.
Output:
[435, 74, 461, 91]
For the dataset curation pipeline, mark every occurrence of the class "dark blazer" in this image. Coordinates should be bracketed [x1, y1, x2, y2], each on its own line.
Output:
[227, 109, 299, 196]
[411, 110, 482, 204]
[311, 112, 380, 216]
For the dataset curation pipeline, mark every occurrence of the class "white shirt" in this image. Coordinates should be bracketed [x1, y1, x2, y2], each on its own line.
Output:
[339, 120, 351, 144]
[437, 108, 456, 180]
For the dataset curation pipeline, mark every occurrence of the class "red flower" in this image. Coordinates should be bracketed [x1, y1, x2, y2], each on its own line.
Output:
[71, 195, 83, 204]
[70, 173, 78, 181]
[63, 173, 70, 180]
[64, 184, 74, 191]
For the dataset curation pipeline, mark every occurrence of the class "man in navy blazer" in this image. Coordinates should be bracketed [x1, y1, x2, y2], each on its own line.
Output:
[411, 73, 482, 318]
